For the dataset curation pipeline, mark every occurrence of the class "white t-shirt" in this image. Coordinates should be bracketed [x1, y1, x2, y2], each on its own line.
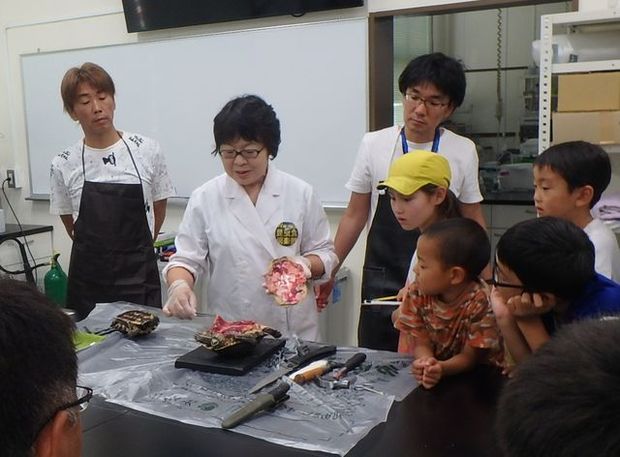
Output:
[50, 131, 175, 234]
[584, 217, 620, 282]
[406, 249, 418, 284]
[346, 125, 482, 229]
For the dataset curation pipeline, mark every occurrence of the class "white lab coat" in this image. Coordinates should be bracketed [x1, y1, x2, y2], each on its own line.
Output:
[164, 165, 338, 340]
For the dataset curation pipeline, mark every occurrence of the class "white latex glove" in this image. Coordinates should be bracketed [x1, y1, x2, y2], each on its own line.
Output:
[291, 255, 312, 279]
[163, 279, 197, 319]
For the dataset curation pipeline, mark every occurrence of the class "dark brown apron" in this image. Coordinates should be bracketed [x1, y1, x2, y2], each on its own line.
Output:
[67, 136, 161, 320]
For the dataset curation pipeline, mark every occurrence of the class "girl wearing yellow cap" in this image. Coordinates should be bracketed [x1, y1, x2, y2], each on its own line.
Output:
[378, 150, 461, 353]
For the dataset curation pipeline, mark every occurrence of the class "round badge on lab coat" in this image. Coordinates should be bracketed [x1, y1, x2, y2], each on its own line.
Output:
[275, 222, 298, 246]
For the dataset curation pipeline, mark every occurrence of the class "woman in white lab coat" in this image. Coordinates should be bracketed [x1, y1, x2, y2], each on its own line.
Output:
[163, 95, 338, 340]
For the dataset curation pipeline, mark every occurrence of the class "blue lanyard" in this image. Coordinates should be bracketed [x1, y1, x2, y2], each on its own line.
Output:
[400, 128, 441, 154]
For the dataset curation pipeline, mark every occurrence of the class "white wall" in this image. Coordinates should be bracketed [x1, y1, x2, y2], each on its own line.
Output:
[0, 0, 367, 345]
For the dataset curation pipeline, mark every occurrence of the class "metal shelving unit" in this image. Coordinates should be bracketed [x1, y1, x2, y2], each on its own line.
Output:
[538, 8, 620, 153]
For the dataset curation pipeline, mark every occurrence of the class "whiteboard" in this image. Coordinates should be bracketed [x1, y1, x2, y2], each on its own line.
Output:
[21, 19, 367, 205]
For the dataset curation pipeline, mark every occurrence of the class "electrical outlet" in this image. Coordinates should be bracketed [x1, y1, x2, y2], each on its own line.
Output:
[6, 169, 15, 188]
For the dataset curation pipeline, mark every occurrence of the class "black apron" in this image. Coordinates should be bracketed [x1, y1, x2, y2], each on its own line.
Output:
[358, 128, 440, 350]
[67, 136, 162, 320]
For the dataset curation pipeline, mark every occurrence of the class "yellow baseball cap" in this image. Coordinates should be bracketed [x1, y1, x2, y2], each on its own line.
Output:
[377, 150, 451, 195]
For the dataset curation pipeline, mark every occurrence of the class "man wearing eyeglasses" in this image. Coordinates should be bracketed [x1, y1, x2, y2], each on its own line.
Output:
[0, 278, 90, 457]
[317, 52, 487, 351]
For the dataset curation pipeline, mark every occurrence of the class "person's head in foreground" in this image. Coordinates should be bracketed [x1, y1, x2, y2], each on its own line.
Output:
[496, 317, 620, 457]
[0, 278, 86, 457]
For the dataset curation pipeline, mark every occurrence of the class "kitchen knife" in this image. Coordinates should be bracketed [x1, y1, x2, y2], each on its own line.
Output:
[290, 360, 331, 384]
[222, 382, 290, 429]
[248, 342, 336, 394]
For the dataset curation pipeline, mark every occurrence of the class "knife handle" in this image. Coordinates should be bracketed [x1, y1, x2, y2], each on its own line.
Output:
[221, 394, 275, 429]
[334, 353, 366, 380]
[292, 361, 330, 384]
[222, 382, 290, 429]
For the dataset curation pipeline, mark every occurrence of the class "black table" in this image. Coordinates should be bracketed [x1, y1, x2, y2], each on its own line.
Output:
[0, 223, 53, 240]
[0, 224, 53, 283]
[82, 366, 505, 456]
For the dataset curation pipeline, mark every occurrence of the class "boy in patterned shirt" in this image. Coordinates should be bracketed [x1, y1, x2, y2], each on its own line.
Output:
[395, 218, 502, 389]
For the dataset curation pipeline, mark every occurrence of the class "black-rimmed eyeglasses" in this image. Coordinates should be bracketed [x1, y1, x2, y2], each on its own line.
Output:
[33, 385, 93, 443]
[218, 146, 264, 160]
[489, 261, 524, 290]
[404, 93, 448, 110]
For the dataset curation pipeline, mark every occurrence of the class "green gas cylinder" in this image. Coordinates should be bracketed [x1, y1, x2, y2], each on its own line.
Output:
[44, 253, 68, 307]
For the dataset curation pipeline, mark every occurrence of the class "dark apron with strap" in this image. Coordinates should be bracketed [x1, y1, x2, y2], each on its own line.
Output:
[67, 136, 162, 320]
[358, 128, 440, 350]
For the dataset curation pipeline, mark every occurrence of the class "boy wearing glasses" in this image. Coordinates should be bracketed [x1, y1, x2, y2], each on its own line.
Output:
[0, 278, 87, 457]
[395, 218, 502, 389]
[533, 141, 620, 281]
[319, 52, 486, 350]
[491, 217, 620, 366]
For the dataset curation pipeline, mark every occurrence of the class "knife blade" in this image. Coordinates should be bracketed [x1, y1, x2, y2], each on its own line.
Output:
[248, 342, 336, 394]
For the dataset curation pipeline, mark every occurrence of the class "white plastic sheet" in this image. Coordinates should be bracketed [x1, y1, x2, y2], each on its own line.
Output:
[78, 303, 416, 455]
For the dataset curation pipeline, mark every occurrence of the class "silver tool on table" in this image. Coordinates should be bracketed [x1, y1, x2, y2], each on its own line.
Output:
[333, 352, 366, 380]
[248, 342, 336, 394]
[314, 352, 368, 390]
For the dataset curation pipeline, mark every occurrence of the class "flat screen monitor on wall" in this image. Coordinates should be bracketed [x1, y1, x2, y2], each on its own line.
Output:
[122, 0, 364, 32]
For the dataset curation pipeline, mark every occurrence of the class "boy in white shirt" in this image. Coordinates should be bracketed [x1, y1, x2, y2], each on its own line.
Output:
[533, 140, 620, 282]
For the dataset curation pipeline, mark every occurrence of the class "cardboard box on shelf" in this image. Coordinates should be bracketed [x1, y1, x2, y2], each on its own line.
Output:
[553, 111, 620, 144]
[558, 72, 620, 112]
[579, 0, 619, 11]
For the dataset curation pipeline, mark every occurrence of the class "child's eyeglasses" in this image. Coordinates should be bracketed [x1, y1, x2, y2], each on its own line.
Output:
[490, 261, 524, 290]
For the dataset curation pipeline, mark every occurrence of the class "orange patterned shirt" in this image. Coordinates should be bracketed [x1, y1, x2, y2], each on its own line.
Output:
[395, 281, 503, 366]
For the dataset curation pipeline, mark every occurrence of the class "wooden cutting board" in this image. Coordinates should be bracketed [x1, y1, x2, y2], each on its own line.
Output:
[174, 338, 285, 376]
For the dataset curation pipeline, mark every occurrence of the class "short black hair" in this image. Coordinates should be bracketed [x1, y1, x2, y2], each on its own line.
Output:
[496, 216, 595, 299]
[534, 141, 611, 208]
[422, 218, 490, 281]
[212, 94, 281, 159]
[0, 279, 77, 453]
[398, 52, 467, 108]
[496, 317, 620, 457]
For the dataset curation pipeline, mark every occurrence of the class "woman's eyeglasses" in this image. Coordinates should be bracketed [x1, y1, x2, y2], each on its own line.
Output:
[218, 147, 264, 160]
